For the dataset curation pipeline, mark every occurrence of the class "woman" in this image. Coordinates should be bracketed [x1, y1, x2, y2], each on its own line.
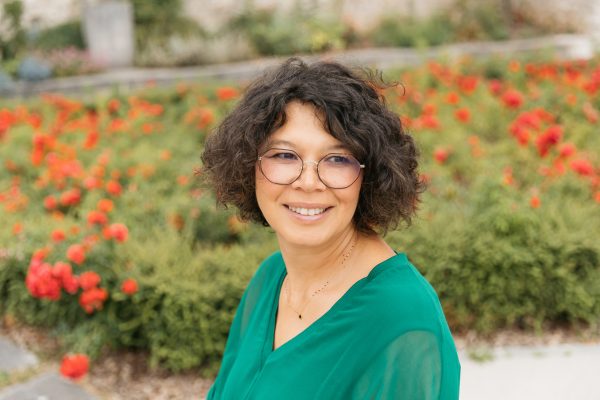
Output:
[201, 57, 460, 399]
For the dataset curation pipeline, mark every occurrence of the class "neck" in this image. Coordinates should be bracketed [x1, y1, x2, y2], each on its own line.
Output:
[278, 229, 360, 301]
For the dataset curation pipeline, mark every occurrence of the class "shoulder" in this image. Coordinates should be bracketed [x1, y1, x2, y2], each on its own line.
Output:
[361, 253, 450, 333]
[245, 250, 285, 295]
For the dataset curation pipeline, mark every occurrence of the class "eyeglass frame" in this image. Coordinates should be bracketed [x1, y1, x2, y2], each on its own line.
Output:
[257, 147, 365, 189]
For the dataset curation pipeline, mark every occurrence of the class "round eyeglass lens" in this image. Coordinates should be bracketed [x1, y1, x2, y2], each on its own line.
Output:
[259, 149, 303, 185]
[318, 154, 362, 188]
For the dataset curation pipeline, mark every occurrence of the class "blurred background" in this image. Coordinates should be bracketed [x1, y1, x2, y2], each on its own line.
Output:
[1, 0, 599, 399]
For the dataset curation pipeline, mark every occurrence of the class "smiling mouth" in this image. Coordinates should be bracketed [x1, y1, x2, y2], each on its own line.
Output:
[285, 205, 332, 216]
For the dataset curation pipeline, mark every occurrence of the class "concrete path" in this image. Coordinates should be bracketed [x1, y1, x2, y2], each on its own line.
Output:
[0, 336, 97, 400]
[459, 342, 600, 400]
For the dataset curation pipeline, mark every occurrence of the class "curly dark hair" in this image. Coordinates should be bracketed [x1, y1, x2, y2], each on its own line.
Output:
[201, 57, 424, 235]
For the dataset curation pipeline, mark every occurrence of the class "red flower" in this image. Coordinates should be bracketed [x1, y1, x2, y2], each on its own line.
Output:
[457, 75, 478, 94]
[51, 229, 66, 242]
[83, 176, 101, 190]
[121, 278, 138, 295]
[52, 262, 79, 294]
[59, 188, 81, 207]
[79, 287, 108, 314]
[12, 222, 23, 235]
[25, 262, 61, 300]
[43, 195, 57, 210]
[502, 89, 524, 109]
[530, 195, 541, 209]
[216, 86, 239, 101]
[87, 210, 108, 226]
[79, 271, 101, 291]
[106, 180, 122, 196]
[558, 142, 577, 158]
[60, 354, 89, 380]
[535, 125, 562, 157]
[488, 79, 503, 96]
[67, 244, 86, 265]
[445, 92, 460, 104]
[97, 199, 114, 213]
[433, 148, 450, 164]
[570, 159, 595, 176]
[454, 108, 471, 123]
[105, 223, 129, 242]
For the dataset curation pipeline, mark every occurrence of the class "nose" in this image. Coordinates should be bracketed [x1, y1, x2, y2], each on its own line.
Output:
[291, 160, 325, 190]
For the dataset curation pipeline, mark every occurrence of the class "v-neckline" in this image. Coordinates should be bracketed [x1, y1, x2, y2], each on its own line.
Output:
[263, 251, 405, 360]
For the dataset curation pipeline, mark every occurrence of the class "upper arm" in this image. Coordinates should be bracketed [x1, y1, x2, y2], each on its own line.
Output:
[352, 330, 457, 400]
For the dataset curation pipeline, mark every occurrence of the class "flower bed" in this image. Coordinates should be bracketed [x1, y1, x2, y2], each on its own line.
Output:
[0, 56, 599, 376]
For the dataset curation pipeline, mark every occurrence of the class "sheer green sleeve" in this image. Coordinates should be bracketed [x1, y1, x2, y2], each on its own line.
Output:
[206, 253, 280, 399]
[206, 287, 248, 400]
[351, 330, 459, 400]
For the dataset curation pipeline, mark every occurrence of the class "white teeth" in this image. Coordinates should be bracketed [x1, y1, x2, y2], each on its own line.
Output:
[288, 206, 326, 216]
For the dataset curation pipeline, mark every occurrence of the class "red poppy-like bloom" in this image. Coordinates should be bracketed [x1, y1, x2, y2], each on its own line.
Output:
[25, 262, 61, 300]
[51, 229, 66, 242]
[433, 148, 450, 164]
[97, 198, 114, 213]
[87, 210, 108, 226]
[59, 188, 81, 207]
[558, 142, 577, 158]
[52, 261, 79, 294]
[43, 195, 57, 210]
[121, 278, 138, 295]
[79, 271, 101, 291]
[488, 79, 503, 96]
[445, 92, 460, 104]
[106, 180, 122, 196]
[105, 223, 129, 242]
[502, 89, 524, 109]
[79, 287, 108, 314]
[216, 86, 239, 101]
[530, 195, 541, 208]
[66, 244, 86, 265]
[454, 108, 471, 123]
[570, 159, 595, 176]
[60, 354, 89, 380]
[535, 125, 563, 157]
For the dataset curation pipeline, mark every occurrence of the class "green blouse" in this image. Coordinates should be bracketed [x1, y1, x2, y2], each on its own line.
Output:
[207, 251, 460, 400]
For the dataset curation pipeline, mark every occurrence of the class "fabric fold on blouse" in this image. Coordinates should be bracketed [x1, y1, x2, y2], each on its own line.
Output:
[207, 251, 460, 400]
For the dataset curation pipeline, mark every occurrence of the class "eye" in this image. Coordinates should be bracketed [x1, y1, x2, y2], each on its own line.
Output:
[264, 150, 298, 161]
[324, 154, 353, 165]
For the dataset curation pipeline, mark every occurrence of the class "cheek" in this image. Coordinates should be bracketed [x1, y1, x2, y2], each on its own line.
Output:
[255, 165, 279, 212]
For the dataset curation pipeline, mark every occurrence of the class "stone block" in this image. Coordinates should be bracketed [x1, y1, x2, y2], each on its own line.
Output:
[82, 0, 135, 67]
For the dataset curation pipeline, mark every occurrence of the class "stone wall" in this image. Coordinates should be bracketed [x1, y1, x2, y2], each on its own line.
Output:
[7, 0, 600, 41]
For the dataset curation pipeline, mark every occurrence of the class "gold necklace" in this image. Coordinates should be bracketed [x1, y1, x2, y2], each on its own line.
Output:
[283, 237, 357, 320]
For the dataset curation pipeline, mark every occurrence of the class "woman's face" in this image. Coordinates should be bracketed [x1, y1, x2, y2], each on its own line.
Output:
[255, 101, 362, 249]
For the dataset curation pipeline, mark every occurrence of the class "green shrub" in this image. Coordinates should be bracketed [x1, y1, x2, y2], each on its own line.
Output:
[32, 21, 85, 51]
[227, 7, 348, 56]
[0, 0, 26, 60]
[387, 178, 600, 334]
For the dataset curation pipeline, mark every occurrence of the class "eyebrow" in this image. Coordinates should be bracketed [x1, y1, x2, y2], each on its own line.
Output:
[267, 139, 348, 151]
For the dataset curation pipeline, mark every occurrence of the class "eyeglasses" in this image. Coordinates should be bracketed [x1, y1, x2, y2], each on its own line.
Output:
[257, 148, 365, 189]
